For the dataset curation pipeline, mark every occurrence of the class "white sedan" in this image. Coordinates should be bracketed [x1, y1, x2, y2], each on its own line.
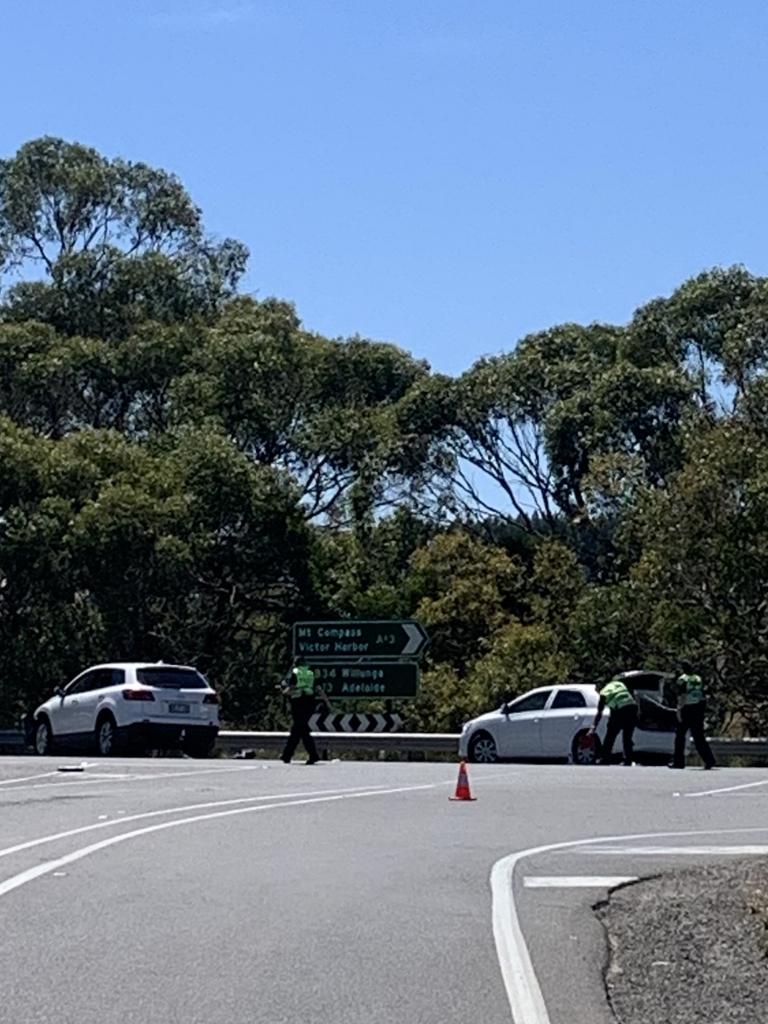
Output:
[458, 680, 678, 764]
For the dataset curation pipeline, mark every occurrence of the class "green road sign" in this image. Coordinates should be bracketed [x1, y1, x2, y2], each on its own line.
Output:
[308, 662, 420, 699]
[293, 620, 429, 660]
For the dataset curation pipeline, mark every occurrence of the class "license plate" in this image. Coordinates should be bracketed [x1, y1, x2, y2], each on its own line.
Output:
[169, 702, 190, 714]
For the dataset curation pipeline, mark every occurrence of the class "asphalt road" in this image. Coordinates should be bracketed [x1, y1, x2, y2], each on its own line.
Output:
[1, 755, 767, 1024]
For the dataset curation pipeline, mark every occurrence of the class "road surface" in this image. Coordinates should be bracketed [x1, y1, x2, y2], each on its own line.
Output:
[1, 755, 766, 1023]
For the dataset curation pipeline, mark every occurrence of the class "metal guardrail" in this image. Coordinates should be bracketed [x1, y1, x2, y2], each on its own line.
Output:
[217, 730, 461, 754]
[2, 728, 768, 762]
[706, 737, 768, 761]
[217, 732, 768, 762]
[0, 729, 26, 751]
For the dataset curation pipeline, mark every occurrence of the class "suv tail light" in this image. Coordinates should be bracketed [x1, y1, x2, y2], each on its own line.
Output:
[122, 688, 155, 702]
[203, 693, 220, 705]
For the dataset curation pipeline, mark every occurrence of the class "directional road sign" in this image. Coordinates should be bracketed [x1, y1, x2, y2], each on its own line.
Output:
[309, 711, 403, 732]
[293, 620, 429, 660]
[308, 662, 420, 699]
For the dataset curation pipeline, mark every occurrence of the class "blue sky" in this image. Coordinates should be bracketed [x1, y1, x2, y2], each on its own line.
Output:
[3, 1, 767, 374]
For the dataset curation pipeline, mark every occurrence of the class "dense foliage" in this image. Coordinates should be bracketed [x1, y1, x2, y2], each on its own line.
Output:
[1, 139, 766, 733]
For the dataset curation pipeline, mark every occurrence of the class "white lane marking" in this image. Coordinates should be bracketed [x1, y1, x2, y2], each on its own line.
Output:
[491, 861, 551, 1023]
[684, 778, 768, 799]
[0, 772, 59, 787]
[584, 845, 768, 856]
[0, 763, 279, 794]
[0, 783, 437, 900]
[0, 783, 406, 862]
[51, 759, 265, 770]
[491, 824, 768, 1024]
[59, 772, 132, 780]
[523, 876, 637, 888]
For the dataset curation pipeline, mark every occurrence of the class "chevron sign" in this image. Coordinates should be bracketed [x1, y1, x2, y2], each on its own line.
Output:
[309, 711, 403, 733]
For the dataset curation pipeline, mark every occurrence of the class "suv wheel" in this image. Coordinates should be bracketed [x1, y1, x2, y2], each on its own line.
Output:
[34, 718, 53, 756]
[96, 714, 119, 756]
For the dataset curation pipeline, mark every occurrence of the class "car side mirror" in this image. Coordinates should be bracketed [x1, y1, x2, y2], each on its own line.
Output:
[54, 687, 64, 697]
[501, 703, 510, 716]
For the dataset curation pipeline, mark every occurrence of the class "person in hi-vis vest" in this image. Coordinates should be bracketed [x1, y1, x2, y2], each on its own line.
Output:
[280, 658, 320, 765]
[669, 659, 716, 770]
[588, 676, 638, 766]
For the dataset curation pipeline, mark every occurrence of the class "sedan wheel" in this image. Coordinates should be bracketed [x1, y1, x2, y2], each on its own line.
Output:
[34, 719, 52, 756]
[571, 730, 598, 765]
[469, 732, 498, 764]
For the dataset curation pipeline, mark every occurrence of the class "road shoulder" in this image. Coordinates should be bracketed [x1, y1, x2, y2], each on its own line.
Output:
[596, 860, 768, 1023]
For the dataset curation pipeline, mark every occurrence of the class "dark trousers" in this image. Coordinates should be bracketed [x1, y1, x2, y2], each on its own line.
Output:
[673, 701, 715, 768]
[281, 694, 319, 763]
[601, 704, 638, 763]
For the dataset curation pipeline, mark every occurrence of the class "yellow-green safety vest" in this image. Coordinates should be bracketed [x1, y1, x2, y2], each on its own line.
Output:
[679, 673, 704, 705]
[600, 679, 636, 710]
[292, 665, 316, 697]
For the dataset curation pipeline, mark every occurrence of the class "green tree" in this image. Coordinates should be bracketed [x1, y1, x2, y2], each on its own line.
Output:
[409, 530, 523, 673]
[0, 419, 314, 726]
[173, 298, 440, 522]
[446, 321, 693, 531]
[628, 422, 768, 731]
[0, 137, 247, 338]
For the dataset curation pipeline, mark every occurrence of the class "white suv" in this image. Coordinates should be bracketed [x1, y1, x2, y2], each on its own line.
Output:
[33, 662, 220, 758]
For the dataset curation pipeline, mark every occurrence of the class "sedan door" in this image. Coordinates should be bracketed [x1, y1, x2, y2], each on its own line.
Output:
[539, 688, 594, 757]
[496, 690, 553, 758]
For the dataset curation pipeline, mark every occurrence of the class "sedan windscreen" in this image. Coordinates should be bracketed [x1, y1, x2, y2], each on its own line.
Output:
[136, 668, 208, 689]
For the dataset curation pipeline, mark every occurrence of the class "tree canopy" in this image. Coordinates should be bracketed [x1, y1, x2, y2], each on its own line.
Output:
[1, 137, 766, 735]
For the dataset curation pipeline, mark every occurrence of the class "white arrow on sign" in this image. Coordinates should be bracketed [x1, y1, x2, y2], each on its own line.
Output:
[309, 713, 403, 732]
[402, 622, 423, 656]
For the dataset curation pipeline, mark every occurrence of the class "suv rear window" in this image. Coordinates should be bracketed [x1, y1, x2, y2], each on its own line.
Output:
[136, 668, 208, 689]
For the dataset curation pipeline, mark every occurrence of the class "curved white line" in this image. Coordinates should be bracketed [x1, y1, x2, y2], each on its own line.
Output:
[586, 844, 768, 856]
[0, 783, 407, 861]
[492, 823, 768, 1023]
[0, 784, 437, 900]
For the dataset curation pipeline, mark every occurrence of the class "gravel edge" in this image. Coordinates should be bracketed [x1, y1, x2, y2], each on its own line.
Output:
[594, 860, 768, 1024]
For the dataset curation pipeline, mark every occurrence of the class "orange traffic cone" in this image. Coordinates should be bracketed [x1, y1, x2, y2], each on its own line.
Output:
[450, 760, 476, 801]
